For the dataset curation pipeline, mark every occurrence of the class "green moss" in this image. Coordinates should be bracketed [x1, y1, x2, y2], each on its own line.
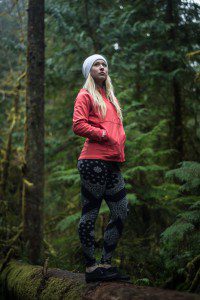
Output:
[0, 260, 85, 300]
[1, 260, 42, 299]
[62, 282, 85, 300]
[41, 277, 84, 299]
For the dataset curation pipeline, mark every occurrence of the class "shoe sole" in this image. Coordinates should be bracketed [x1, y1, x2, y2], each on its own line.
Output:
[115, 278, 131, 283]
[86, 278, 131, 283]
[102, 268, 130, 282]
[85, 273, 118, 283]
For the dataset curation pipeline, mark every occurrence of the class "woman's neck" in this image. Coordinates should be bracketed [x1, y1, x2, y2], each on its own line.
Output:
[96, 83, 106, 91]
[96, 83, 103, 88]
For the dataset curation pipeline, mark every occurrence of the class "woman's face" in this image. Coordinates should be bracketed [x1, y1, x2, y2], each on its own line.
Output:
[90, 59, 108, 86]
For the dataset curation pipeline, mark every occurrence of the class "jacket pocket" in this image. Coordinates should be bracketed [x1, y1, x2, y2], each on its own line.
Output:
[101, 121, 120, 146]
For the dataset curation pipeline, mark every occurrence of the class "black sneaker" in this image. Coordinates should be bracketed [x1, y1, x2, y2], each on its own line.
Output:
[104, 266, 131, 281]
[85, 267, 118, 283]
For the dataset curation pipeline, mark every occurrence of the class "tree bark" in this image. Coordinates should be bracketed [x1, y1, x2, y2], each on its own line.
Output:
[23, 0, 45, 264]
[0, 260, 199, 300]
[172, 76, 183, 159]
[165, 0, 184, 163]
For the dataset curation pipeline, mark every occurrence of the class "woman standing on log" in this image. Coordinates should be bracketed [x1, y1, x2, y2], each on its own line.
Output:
[72, 54, 130, 283]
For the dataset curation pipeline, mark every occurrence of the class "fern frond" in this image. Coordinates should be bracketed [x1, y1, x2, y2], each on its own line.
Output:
[56, 211, 81, 231]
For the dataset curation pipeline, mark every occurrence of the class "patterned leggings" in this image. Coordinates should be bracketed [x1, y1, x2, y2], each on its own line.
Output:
[77, 159, 129, 267]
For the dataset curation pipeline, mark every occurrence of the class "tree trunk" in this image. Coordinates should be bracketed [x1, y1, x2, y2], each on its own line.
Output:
[23, 0, 45, 264]
[0, 260, 199, 300]
[172, 77, 183, 160]
[165, 0, 184, 163]
[0, 81, 21, 240]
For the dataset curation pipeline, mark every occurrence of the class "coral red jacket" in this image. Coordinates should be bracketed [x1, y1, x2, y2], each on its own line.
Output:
[72, 87, 126, 162]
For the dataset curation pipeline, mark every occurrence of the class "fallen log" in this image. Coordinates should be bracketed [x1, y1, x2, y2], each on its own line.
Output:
[0, 259, 199, 300]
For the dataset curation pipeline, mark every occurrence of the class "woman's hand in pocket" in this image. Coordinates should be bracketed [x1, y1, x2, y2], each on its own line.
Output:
[88, 139, 97, 143]
[103, 132, 118, 146]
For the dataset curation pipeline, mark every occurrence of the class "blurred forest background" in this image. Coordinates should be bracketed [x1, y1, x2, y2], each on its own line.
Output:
[0, 0, 200, 294]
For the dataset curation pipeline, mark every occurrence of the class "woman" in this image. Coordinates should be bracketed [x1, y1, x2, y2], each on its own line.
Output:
[72, 54, 129, 283]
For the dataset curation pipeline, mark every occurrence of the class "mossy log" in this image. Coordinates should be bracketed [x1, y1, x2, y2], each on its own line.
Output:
[0, 259, 200, 300]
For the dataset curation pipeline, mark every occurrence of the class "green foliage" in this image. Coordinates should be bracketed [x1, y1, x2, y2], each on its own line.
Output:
[47, 165, 80, 186]
[1, 0, 200, 292]
[56, 212, 81, 232]
[126, 193, 140, 205]
[160, 162, 200, 290]
[135, 278, 151, 286]
[160, 200, 200, 277]
[165, 161, 200, 194]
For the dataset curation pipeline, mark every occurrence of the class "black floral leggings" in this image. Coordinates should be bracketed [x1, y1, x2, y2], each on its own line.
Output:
[77, 159, 129, 267]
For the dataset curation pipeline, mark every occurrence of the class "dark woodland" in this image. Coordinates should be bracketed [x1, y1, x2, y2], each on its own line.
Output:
[0, 0, 200, 299]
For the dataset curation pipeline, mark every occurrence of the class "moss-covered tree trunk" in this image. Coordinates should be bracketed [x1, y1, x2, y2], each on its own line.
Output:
[0, 260, 199, 300]
[23, 0, 45, 264]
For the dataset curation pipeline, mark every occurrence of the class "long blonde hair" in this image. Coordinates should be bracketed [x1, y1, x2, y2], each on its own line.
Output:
[83, 73, 123, 121]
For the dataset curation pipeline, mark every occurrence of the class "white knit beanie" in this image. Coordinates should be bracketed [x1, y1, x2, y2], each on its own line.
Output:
[82, 54, 108, 79]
